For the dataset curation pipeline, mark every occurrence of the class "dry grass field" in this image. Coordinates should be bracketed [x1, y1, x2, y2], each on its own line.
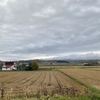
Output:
[0, 66, 100, 99]
[59, 67, 100, 89]
[0, 70, 88, 96]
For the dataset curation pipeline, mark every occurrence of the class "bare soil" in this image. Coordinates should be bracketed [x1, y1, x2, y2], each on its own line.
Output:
[0, 71, 87, 95]
[60, 68, 100, 89]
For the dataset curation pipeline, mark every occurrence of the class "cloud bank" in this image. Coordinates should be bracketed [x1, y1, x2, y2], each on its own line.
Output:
[0, 0, 100, 60]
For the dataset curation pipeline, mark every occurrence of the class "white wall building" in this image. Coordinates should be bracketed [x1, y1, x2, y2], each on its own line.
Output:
[2, 62, 17, 71]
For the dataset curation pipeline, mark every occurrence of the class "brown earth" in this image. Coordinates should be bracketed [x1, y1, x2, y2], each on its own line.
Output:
[0, 71, 87, 95]
[60, 68, 100, 89]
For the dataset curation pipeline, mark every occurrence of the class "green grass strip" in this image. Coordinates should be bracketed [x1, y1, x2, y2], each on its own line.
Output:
[58, 70, 100, 93]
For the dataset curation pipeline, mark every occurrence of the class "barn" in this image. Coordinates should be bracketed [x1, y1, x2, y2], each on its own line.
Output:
[2, 62, 17, 71]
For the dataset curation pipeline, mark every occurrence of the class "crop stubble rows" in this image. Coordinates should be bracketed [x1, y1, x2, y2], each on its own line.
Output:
[0, 71, 87, 94]
[60, 68, 100, 89]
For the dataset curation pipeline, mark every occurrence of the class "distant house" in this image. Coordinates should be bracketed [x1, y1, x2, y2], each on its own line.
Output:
[17, 61, 29, 70]
[98, 61, 100, 64]
[19, 62, 29, 67]
[2, 62, 17, 71]
[81, 63, 89, 66]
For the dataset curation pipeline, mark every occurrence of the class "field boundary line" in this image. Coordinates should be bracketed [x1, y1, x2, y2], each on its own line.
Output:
[58, 70, 100, 93]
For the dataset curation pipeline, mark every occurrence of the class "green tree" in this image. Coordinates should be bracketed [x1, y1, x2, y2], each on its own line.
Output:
[26, 61, 39, 70]
[0, 62, 3, 70]
[22, 64, 26, 69]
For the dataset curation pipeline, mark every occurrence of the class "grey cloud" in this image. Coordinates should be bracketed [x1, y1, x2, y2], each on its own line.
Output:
[0, 0, 100, 60]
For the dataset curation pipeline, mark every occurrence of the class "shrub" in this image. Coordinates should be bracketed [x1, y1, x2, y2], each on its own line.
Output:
[26, 61, 39, 71]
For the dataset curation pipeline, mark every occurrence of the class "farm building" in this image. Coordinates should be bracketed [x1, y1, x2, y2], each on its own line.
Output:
[98, 61, 100, 64]
[2, 62, 17, 71]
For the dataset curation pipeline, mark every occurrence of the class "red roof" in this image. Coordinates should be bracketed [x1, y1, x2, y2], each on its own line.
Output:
[5, 62, 14, 65]
[3, 62, 14, 68]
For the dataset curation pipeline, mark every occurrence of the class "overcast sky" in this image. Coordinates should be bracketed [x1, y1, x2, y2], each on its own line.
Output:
[0, 0, 100, 61]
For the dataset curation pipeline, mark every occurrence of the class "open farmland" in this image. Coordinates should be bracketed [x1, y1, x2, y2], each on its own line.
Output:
[86, 67, 100, 71]
[0, 71, 88, 96]
[59, 67, 100, 89]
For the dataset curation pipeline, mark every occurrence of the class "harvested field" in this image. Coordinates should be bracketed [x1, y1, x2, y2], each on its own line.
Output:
[0, 71, 88, 95]
[86, 67, 100, 71]
[60, 68, 100, 89]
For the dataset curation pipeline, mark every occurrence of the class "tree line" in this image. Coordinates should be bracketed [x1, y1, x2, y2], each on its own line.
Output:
[18, 60, 39, 71]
